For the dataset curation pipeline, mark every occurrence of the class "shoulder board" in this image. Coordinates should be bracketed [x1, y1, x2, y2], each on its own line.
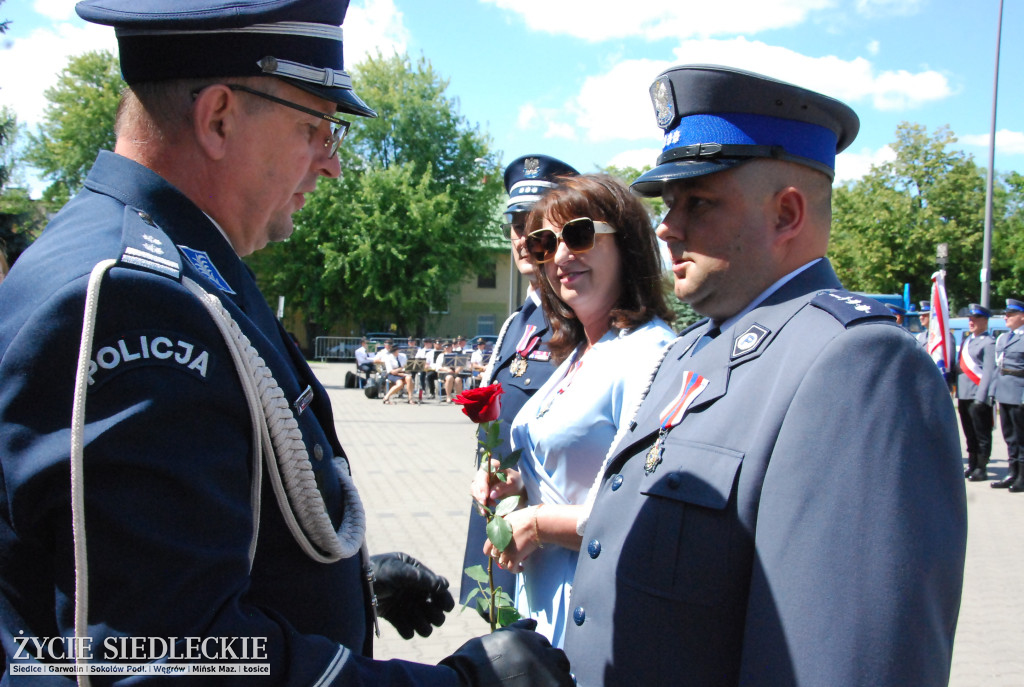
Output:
[679, 317, 710, 337]
[116, 206, 182, 281]
[810, 290, 896, 327]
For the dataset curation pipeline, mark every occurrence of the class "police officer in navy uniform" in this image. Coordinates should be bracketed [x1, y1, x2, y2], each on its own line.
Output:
[956, 303, 997, 481]
[563, 65, 966, 686]
[458, 154, 578, 611]
[885, 302, 906, 326]
[992, 298, 1024, 491]
[916, 300, 931, 348]
[0, 2, 572, 685]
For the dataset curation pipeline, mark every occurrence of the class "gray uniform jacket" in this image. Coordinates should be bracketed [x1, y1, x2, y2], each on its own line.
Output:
[564, 259, 966, 686]
[994, 330, 1024, 405]
[956, 332, 996, 402]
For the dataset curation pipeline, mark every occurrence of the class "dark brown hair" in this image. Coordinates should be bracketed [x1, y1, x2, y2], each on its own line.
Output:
[528, 174, 674, 362]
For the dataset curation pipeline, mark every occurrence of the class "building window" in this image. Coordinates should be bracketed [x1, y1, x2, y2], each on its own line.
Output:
[477, 262, 497, 289]
[430, 296, 450, 315]
[477, 315, 496, 335]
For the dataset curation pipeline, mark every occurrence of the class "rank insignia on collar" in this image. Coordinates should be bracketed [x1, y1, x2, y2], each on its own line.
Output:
[731, 323, 770, 360]
[179, 245, 236, 295]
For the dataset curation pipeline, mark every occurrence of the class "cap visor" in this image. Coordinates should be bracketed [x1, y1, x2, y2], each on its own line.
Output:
[505, 200, 535, 213]
[630, 159, 741, 197]
[287, 79, 377, 118]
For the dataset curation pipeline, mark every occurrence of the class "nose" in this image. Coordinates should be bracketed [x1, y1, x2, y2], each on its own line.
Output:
[317, 146, 342, 179]
[553, 236, 575, 265]
[656, 205, 684, 243]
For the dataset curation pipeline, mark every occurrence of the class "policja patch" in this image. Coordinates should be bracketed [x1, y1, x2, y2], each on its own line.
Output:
[731, 323, 770, 360]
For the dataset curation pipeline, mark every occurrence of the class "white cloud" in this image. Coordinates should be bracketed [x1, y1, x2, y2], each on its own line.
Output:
[834, 144, 895, 183]
[607, 147, 662, 171]
[32, 0, 78, 21]
[867, 39, 880, 56]
[345, 0, 410, 64]
[856, 0, 925, 18]
[517, 103, 539, 130]
[481, 0, 836, 41]
[544, 121, 577, 140]
[0, 21, 117, 128]
[960, 130, 1024, 155]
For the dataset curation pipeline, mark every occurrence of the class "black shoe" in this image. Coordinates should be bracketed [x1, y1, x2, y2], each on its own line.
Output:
[1009, 480, 1024, 493]
[967, 468, 988, 482]
[992, 475, 1015, 488]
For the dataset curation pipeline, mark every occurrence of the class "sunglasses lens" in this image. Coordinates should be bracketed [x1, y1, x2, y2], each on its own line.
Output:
[526, 231, 557, 263]
[561, 218, 596, 252]
[500, 223, 513, 240]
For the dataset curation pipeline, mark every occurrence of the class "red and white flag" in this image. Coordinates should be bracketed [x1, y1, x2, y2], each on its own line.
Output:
[927, 270, 953, 373]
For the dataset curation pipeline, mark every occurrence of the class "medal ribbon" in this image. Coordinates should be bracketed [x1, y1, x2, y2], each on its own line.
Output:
[659, 371, 709, 431]
[516, 326, 540, 357]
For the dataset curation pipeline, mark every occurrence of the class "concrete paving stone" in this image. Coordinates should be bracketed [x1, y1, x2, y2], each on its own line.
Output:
[313, 361, 1024, 681]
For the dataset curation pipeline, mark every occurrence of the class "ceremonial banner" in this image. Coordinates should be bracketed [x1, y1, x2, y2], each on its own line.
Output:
[927, 270, 953, 373]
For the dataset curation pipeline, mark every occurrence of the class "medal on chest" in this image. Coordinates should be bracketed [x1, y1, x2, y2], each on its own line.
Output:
[645, 370, 709, 475]
[510, 327, 540, 377]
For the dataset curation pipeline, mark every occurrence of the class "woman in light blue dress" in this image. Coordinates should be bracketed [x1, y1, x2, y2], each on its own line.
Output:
[473, 174, 676, 646]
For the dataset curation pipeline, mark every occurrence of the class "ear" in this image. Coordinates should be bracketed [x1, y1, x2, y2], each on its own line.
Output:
[191, 85, 235, 161]
[771, 186, 806, 248]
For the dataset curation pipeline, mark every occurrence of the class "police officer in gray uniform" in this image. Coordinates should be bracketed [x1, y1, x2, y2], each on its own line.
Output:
[992, 298, 1024, 491]
[916, 300, 931, 348]
[956, 303, 997, 481]
[459, 154, 578, 611]
[0, 2, 572, 684]
[563, 65, 966, 686]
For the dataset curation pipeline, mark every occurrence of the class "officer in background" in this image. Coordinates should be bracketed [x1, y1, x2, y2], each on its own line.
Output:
[885, 302, 906, 326]
[956, 303, 997, 482]
[458, 154, 578, 611]
[564, 65, 966, 686]
[992, 298, 1024, 491]
[916, 300, 931, 348]
[0, 2, 571, 685]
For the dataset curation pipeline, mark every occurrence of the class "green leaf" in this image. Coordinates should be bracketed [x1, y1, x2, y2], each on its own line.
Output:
[493, 471, 508, 483]
[486, 514, 513, 551]
[496, 605, 521, 627]
[460, 587, 481, 609]
[475, 597, 489, 615]
[464, 564, 489, 584]
[494, 495, 520, 518]
[497, 448, 523, 471]
[494, 589, 515, 607]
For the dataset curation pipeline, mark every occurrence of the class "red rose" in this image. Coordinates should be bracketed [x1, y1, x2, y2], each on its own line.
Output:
[453, 383, 504, 423]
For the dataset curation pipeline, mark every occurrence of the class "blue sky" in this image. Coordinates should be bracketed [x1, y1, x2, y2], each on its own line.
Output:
[1, 0, 1022, 194]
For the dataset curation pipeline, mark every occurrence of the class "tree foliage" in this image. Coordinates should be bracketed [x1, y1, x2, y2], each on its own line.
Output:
[24, 50, 123, 207]
[250, 53, 505, 336]
[829, 123, 1000, 311]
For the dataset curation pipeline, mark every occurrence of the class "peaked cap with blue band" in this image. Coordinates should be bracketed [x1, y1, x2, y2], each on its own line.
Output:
[1007, 298, 1024, 313]
[968, 303, 992, 318]
[632, 64, 859, 197]
[75, 0, 376, 119]
[504, 154, 580, 213]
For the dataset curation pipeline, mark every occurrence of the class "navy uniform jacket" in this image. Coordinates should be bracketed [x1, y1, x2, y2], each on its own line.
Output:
[956, 332, 996, 402]
[994, 330, 1024, 405]
[564, 259, 966, 686]
[459, 297, 555, 606]
[0, 152, 459, 686]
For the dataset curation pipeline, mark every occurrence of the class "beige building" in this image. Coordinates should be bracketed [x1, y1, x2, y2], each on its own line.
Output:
[429, 244, 530, 338]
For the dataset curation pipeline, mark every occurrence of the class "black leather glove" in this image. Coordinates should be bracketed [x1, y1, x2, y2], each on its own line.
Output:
[369, 552, 454, 639]
[439, 619, 574, 687]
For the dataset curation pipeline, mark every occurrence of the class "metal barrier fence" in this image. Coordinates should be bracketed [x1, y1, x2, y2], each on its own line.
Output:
[313, 336, 362, 361]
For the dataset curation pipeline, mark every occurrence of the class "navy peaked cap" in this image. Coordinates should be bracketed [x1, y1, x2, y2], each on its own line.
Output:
[504, 155, 579, 212]
[885, 304, 906, 316]
[632, 64, 859, 197]
[919, 300, 931, 312]
[1006, 299, 1024, 313]
[968, 303, 992, 317]
[75, 0, 376, 118]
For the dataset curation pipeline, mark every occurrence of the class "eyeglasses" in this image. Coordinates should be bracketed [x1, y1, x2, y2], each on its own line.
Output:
[500, 211, 529, 240]
[525, 217, 616, 263]
[223, 84, 351, 158]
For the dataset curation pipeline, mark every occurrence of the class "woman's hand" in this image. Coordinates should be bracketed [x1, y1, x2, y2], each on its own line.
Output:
[482, 506, 540, 573]
[469, 460, 523, 509]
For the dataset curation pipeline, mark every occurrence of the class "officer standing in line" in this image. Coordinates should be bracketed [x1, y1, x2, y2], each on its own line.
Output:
[956, 303, 997, 482]
[0, 2, 572, 685]
[992, 298, 1024, 491]
[458, 155, 579, 611]
[563, 65, 966, 686]
[916, 300, 931, 348]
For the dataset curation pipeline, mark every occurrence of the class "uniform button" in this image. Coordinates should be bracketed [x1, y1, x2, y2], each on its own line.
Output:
[137, 210, 154, 225]
[524, 378, 531, 386]
[313, 444, 324, 461]
[573, 606, 586, 626]
[587, 539, 601, 558]
[667, 472, 681, 489]
[611, 474, 623, 491]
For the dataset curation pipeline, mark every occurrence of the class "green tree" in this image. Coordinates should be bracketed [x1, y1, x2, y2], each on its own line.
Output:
[250, 53, 504, 337]
[829, 123, 991, 311]
[991, 171, 1024, 300]
[24, 50, 123, 207]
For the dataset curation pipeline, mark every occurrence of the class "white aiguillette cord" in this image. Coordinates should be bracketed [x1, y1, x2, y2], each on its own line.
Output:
[70, 262, 366, 684]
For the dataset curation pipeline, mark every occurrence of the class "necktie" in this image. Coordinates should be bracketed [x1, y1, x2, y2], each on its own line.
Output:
[691, 326, 720, 356]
